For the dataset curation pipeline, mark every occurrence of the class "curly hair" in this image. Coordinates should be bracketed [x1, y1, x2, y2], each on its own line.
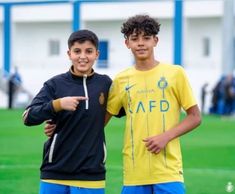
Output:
[121, 15, 161, 39]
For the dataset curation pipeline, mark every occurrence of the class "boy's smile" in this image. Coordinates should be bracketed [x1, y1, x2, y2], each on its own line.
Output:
[136, 48, 148, 55]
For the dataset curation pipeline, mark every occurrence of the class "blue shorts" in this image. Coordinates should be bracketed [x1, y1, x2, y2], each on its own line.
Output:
[121, 182, 185, 194]
[39, 181, 104, 194]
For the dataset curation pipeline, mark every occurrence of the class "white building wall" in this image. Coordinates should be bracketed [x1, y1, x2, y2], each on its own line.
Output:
[10, 4, 73, 94]
[0, 0, 230, 110]
[0, 23, 2, 73]
[81, 1, 174, 20]
[0, 6, 3, 22]
[184, 17, 223, 111]
[13, 21, 72, 94]
[184, 0, 223, 17]
[156, 19, 173, 65]
[0, 6, 3, 74]
[0, 7, 6, 107]
[185, 18, 222, 70]
[12, 4, 72, 22]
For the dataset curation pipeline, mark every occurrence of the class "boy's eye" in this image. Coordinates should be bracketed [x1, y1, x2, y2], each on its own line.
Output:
[72, 48, 95, 55]
[144, 36, 151, 40]
[130, 37, 137, 41]
[73, 49, 81, 54]
[86, 49, 94, 54]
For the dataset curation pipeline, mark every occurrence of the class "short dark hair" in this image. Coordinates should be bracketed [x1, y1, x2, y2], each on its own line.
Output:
[121, 15, 161, 39]
[68, 29, 99, 49]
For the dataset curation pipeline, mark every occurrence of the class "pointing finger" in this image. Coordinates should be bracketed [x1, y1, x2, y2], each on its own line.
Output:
[74, 96, 88, 101]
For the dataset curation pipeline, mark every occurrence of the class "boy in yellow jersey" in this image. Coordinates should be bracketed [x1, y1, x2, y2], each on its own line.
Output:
[105, 15, 201, 194]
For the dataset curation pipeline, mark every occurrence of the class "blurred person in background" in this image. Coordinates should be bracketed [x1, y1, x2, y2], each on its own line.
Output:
[210, 76, 225, 115]
[223, 74, 235, 115]
[8, 66, 22, 109]
[210, 74, 235, 116]
[201, 82, 208, 114]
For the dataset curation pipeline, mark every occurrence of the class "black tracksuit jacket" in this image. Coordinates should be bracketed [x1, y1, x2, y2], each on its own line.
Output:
[23, 69, 112, 181]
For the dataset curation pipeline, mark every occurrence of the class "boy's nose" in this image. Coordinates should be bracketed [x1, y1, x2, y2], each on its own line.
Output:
[137, 38, 144, 45]
[79, 52, 86, 58]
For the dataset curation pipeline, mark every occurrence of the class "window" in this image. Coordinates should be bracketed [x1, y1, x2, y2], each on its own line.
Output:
[97, 41, 108, 68]
[202, 37, 210, 57]
[49, 39, 60, 56]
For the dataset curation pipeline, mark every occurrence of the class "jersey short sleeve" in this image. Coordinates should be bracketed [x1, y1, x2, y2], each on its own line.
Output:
[176, 66, 197, 110]
[107, 77, 122, 115]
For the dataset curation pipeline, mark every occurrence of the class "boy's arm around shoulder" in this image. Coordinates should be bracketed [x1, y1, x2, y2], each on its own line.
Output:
[144, 105, 201, 154]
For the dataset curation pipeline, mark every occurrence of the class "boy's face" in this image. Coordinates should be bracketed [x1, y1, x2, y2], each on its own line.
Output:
[125, 31, 158, 61]
[67, 40, 99, 75]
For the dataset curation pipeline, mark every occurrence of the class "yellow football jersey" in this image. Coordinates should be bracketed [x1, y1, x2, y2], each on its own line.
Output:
[107, 63, 197, 186]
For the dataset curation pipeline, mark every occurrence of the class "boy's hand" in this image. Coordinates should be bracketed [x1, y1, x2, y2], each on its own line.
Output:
[143, 133, 170, 154]
[60, 96, 88, 111]
[44, 120, 56, 137]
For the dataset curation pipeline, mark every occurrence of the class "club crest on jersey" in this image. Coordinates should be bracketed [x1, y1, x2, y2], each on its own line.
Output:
[157, 77, 168, 90]
[99, 92, 105, 105]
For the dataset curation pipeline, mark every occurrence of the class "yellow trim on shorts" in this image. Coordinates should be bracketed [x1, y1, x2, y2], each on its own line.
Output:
[41, 179, 105, 188]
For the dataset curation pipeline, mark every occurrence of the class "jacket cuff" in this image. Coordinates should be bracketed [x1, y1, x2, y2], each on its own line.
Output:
[52, 99, 62, 112]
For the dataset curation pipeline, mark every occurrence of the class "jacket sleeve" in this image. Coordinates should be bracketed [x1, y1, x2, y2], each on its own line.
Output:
[23, 82, 57, 126]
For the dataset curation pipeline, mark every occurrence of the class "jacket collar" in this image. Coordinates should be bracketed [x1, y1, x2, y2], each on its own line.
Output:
[70, 65, 95, 78]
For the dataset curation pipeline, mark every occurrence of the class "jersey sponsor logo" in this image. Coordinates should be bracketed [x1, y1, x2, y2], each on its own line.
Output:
[137, 89, 155, 94]
[136, 99, 169, 113]
[125, 77, 170, 113]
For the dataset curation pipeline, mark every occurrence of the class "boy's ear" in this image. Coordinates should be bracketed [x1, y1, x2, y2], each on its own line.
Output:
[96, 50, 100, 60]
[154, 36, 159, 46]
[67, 50, 71, 58]
[125, 39, 130, 49]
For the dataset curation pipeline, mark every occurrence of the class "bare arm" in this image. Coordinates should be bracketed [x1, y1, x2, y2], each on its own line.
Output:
[143, 105, 201, 154]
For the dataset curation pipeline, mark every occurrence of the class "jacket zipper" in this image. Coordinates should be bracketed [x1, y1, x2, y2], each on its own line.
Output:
[83, 75, 89, 109]
[48, 133, 58, 163]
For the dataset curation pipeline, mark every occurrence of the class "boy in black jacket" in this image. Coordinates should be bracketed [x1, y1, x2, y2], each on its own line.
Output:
[23, 30, 111, 194]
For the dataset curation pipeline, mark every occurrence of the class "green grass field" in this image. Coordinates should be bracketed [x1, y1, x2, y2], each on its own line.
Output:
[0, 109, 235, 194]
